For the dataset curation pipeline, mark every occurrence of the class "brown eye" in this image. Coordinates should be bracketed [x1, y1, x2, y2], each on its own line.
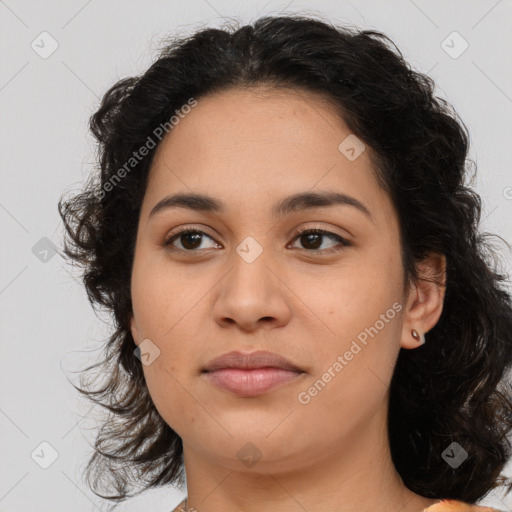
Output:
[290, 228, 351, 253]
[164, 229, 219, 252]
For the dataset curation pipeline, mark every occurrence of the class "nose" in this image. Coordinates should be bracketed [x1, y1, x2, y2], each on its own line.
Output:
[212, 247, 292, 333]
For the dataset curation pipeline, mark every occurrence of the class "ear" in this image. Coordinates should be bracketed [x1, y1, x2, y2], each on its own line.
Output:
[130, 315, 140, 347]
[400, 252, 447, 349]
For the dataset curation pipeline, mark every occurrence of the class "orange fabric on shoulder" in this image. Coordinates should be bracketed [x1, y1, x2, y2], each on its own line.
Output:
[424, 499, 503, 511]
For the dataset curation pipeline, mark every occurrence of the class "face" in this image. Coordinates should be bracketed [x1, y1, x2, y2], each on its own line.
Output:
[130, 86, 418, 473]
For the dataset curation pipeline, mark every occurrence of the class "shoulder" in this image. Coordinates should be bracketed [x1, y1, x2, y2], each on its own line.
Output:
[171, 498, 506, 512]
[424, 499, 505, 511]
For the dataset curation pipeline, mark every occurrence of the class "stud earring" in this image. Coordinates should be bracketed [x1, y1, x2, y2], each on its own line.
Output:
[411, 329, 425, 345]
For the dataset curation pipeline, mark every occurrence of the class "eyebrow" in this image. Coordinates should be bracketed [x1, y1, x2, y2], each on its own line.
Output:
[148, 191, 373, 222]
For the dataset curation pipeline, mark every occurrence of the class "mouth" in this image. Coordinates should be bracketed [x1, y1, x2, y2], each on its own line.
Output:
[203, 367, 305, 397]
[202, 350, 306, 397]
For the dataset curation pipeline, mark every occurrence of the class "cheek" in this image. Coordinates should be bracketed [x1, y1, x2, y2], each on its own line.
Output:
[295, 298, 401, 434]
[131, 254, 195, 337]
[290, 253, 403, 383]
[138, 315, 198, 432]
[142, 363, 187, 434]
[296, 354, 392, 444]
[293, 257, 402, 333]
[141, 334, 214, 442]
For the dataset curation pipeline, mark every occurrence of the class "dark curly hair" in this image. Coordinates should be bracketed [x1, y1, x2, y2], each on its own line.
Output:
[57, 13, 512, 508]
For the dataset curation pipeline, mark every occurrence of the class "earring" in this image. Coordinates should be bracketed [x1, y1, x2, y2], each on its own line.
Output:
[411, 329, 425, 345]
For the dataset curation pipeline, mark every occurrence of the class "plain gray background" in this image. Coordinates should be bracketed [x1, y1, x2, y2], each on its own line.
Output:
[1, 0, 512, 511]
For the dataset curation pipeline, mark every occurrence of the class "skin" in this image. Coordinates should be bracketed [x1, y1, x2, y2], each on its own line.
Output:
[130, 86, 446, 512]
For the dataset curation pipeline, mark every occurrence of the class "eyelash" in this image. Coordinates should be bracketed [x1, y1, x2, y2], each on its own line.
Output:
[163, 226, 351, 254]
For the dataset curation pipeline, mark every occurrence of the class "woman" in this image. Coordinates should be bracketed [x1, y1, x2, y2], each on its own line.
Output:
[58, 14, 512, 512]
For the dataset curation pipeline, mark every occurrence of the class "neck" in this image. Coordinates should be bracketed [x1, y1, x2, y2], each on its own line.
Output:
[180, 403, 438, 512]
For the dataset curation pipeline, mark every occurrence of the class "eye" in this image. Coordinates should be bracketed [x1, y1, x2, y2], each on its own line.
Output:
[163, 227, 220, 252]
[288, 227, 351, 253]
[163, 226, 351, 254]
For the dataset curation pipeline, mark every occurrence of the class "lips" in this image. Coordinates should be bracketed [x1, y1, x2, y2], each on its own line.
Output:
[202, 350, 305, 397]
[202, 350, 304, 373]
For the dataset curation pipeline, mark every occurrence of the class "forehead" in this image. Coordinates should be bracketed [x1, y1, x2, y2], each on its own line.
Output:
[142, 86, 388, 222]
[153, 86, 351, 161]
